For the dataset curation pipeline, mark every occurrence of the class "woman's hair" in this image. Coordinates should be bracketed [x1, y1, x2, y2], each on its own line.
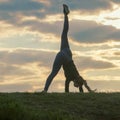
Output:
[74, 75, 84, 87]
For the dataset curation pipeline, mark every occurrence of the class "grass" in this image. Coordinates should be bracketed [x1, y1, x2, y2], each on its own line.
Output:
[0, 92, 120, 120]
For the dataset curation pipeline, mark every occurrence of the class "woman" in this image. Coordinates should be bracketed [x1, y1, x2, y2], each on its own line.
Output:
[42, 4, 95, 93]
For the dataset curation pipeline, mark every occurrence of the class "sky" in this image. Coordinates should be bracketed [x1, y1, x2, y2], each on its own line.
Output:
[0, 0, 120, 92]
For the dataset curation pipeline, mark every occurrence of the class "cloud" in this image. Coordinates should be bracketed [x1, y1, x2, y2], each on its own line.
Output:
[87, 80, 120, 92]
[1, 80, 120, 92]
[0, 49, 116, 79]
[0, 0, 119, 45]
[20, 20, 62, 36]
[68, 0, 112, 12]
[105, 17, 120, 20]
[0, 48, 119, 92]
[0, 0, 114, 25]
[69, 20, 120, 43]
[0, 0, 119, 92]
[0, 0, 45, 24]
[114, 51, 120, 55]
[74, 56, 116, 71]
[47, 0, 113, 13]
[0, 49, 55, 83]
[0, 49, 56, 67]
[17, 16, 120, 44]
[0, 0, 44, 11]
[0, 0, 114, 12]
[0, 83, 33, 92]
[0, 63, 33, 77]
[10, 18, 119, 44]
[0, 0, 9, 3]
[111, 0, 120, 4]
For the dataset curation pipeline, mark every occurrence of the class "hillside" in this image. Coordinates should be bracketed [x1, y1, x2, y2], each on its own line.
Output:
[0, 92, 120, 120]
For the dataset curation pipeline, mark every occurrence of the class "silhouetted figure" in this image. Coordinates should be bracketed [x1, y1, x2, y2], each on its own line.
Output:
[43, 4, 95, 93]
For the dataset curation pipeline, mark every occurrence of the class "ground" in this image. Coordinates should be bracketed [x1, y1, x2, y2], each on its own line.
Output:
[0, 92, 120, 120]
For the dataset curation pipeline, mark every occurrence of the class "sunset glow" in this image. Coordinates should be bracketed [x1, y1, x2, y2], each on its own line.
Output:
[0, 0, 120, 92]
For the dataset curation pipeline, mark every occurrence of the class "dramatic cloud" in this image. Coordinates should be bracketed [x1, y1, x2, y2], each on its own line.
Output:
[0, 0, 44, 11]
[0, 48, 119, 92]
[67, 0, 113, 12]
[74, 56, 116, 71]
[0, 0, 113, 12]
[0, 49, 117, 81]
[9, 19, 120, 44]
[0, 0, 120, 44]
[0, 0, 120, 92]
[0, 49, 56, 67]
[114, 51, 120, 55]
[0, 0, 116, 25]
[0, 63, 32, 77]
[70, 20, 120, 43]
[111, 0, 120, 4]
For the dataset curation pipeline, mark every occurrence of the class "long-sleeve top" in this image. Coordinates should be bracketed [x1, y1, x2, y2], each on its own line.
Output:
[63, 60, 79, 80]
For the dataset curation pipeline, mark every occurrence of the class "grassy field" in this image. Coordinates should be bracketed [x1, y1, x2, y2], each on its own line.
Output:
[0, 92, 120, 120]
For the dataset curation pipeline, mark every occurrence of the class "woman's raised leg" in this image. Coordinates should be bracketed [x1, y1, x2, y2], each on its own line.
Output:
[60, 4, 70, 51]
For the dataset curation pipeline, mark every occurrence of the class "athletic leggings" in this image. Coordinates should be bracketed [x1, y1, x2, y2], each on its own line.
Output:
[44, 14, 72, 91]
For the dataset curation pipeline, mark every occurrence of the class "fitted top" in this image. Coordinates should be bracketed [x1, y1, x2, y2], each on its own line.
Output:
[63, 60, 79, 80]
